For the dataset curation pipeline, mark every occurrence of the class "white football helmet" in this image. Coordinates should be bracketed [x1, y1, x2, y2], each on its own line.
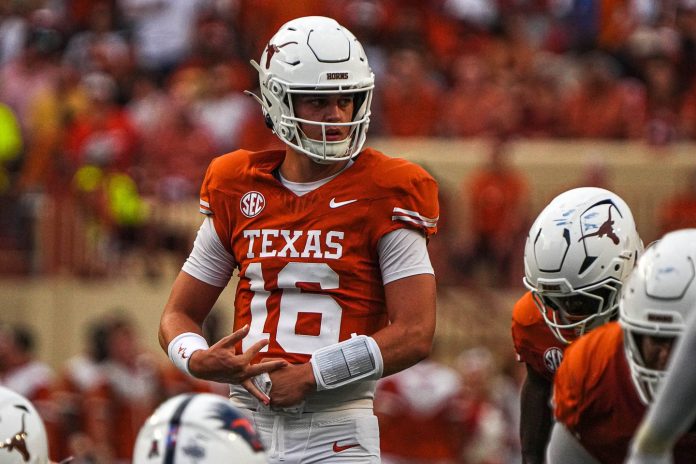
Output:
[133, 393, 267, 464]
[0, 386, 49, 463]
[619, 229, 696, 404]
[247, 16, 374, 163]
[524, 187, 643, 344]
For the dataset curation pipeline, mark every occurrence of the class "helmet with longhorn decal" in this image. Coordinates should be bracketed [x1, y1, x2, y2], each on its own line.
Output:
[524, 187, 643, 344]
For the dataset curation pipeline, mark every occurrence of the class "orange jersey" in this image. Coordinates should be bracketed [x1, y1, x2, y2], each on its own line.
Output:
[511, 291, 568, 381]
[553, 322, 696, 463]
[200, 148, 439, 364]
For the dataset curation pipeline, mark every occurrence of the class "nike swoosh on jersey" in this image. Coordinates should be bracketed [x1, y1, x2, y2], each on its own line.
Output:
[332, 441, 360, 453]
[329, 198, 357, 208]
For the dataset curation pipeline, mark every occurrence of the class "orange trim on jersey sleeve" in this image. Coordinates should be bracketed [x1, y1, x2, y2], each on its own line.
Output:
[364, 150, 439, 245]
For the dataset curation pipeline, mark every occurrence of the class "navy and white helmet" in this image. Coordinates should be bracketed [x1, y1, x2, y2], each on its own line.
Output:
[524, 187, 643, 344]
[620, 229, 696, 404]
[0, 386, 49, 464]
[247, 16, 374, 163]
[133, 393, 267, 464]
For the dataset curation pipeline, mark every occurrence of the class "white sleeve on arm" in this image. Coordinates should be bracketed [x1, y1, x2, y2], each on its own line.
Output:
[378, 228, 433, 284]
[628, 311, 696, 464]
[546, 422, 600, 464]
[181, 217, 235, 287]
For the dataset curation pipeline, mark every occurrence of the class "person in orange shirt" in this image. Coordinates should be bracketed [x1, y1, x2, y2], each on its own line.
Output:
[548, 229, 696, 464]
[658, 168, 696, 237]
[511, 187, 642, 464]
[158, 16, 438, 463]
[458, 135, 529, 287]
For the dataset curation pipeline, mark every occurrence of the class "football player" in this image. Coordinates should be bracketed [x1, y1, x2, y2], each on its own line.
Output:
[547, 228, 696, 463]
[0, 385, 50, 464]
[133, 393, 267, 463]
[511, 187, 642, 463]
[158, 16, 438, 463]
[626, 231, 696, 464]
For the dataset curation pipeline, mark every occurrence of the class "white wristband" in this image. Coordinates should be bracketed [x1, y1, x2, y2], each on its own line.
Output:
[167, 332, 209, 377]
[310, 335, 384, 391]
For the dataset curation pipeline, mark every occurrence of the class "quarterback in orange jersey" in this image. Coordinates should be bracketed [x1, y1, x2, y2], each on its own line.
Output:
[511, 187, 642, 464]
[158, 16, 438, 463]
[548, 229, 696, 464]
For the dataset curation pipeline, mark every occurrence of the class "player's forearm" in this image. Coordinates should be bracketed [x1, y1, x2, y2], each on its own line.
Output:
[371, 321, 433, 377]
[159, 271, 224, 351]
[377, 273, 436, 377]
[520, 371, 553, 464]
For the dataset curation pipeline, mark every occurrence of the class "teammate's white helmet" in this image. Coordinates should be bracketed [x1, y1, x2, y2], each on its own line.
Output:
[133, 393, 267, 464]
[524, 187, 643, 344]
[0, 386, 49, 464]
[247, 16, 374, 163]
[619, 229, 696, 404]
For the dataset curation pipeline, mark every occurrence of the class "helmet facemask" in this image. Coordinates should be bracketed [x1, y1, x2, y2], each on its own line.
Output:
[622, 330, 676, 404]
[526, 278, 622, 344]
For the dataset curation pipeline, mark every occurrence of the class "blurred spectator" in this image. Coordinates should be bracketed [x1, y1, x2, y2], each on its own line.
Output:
[441, 54, 513, 137]
[375, 349, 466, 464]
[83, 314, 167, 463]
[0, 102, 22, 193]
[193, 63, 255, 153]
[64, 71, 138, 173]
[454, 136, 530, 287]
[455, 347, 519, 464]
[52, 318, 112, 462]
[560, 52, 646, 138]
[379, 48, 443, 136]
[658, 167, 696, 237]
[640, 54, 682, 145]
[0, 323, 62, 461]
[0, 21, 63, 133]
[118, 0, 210, 82]
[0, 1, 29, 66]
[62, 2, 129, 75]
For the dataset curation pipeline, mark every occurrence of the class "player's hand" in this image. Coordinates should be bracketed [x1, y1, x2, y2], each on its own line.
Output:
[188, 325, 287, 384]
[267, 362, 316, 408]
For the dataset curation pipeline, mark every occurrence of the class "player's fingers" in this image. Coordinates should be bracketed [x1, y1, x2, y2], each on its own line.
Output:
[216, 324, 250, 348]
[242, 378, 269, 405]
[243, 338, 271, 359]
[247, 359, 288, 376]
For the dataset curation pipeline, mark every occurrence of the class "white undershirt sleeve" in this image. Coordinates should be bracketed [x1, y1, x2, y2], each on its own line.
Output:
[546, 422, 601, 464]
[181, 217, 235, 287]
[378, 228, 433, 285]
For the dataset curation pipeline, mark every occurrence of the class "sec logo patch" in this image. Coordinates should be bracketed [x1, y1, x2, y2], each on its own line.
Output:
[543, 347, 563, 373]
[241, 191, 266, 218]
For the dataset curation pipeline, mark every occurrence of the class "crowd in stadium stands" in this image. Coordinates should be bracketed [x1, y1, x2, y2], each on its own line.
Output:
[1, 1, 696, 278]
